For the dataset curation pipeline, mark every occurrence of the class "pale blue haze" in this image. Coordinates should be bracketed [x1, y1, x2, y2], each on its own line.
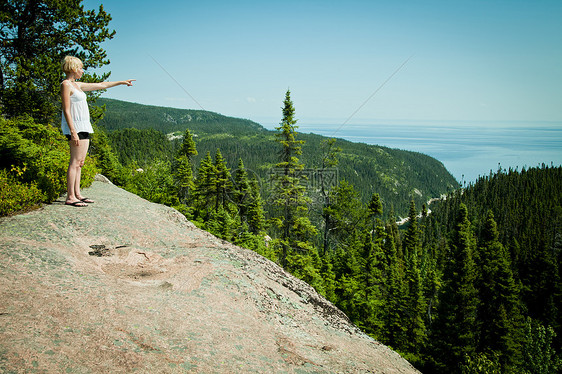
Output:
[82, 0, 562, 183]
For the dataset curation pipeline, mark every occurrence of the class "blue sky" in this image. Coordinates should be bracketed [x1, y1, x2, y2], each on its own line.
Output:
[83, 0, 562, 127]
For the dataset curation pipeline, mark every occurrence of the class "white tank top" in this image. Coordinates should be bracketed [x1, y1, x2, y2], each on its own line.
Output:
[61, 83, 94, 135]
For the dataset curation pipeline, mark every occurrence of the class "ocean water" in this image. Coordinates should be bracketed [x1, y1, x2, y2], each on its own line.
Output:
[294, 120, 562, 184]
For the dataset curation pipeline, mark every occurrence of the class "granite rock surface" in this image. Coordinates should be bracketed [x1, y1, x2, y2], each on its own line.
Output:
[0, 179, 420, 373]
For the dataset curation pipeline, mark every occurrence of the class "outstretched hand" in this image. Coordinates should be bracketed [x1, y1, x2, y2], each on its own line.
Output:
[124, 79, 136, 86]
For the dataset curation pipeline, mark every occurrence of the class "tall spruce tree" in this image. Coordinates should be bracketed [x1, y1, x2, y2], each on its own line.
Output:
[232, 158, 252, 221]
[382, 221, 407, 349]
[178, 128, 198, 160]
[431, 203, 479, 372]
[247, 177, 266, 234]
[173, 128, 198, 203]
[192, 151, 216, 220]
[401, 201, 427, 358]
[213, 148, 233, 213]
[270, 89, 317, 268]
[358, 231, 385, 338]
[476, 210, 522, 370]
[233, 158, 266, 234]
[367, 193, 383, 238]
[174, 156, 193, 203]
[403, 200, 421, 258]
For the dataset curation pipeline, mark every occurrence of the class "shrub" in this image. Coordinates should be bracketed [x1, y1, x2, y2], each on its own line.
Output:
[0, 168, 45, 216]
[124, 160, 178, 206]
[0, 116, 97, 214]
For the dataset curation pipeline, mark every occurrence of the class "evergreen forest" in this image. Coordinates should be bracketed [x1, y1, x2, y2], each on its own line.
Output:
[1, 2, 561, 372]
[96, 98, 458, 219]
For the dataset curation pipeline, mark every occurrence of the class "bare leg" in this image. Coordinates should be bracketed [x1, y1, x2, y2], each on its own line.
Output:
[74, 139, 93, 202]
[66, 139, 90, 205]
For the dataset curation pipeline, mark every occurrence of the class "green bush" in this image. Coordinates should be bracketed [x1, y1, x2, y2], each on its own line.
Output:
[124, 160, 179, 206]
[520, 318, 561, 374]
[0, 116, 97, 215]
[0, 168, 45, 216]
[460, 352, 501, 374]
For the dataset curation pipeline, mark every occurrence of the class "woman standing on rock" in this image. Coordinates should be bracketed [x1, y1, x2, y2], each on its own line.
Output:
[61, 56, 135, 207]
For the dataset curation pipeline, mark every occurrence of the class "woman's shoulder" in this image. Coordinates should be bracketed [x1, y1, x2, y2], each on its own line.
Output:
[61, 80, 76, 95]
[61, 80, 73, 90]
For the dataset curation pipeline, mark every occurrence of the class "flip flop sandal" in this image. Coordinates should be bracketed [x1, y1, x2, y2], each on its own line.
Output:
[65, 201, 88, 207]
[80, 198, 94, 203]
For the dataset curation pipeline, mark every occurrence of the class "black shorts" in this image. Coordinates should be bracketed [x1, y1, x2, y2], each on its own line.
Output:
[65, 132, 91, 141]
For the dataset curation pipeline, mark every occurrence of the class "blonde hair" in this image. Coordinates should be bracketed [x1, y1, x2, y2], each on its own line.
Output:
[61, 56, 83, 74]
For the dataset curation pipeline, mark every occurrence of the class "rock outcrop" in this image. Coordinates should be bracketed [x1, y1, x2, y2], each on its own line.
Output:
[0, 179, 419, 373]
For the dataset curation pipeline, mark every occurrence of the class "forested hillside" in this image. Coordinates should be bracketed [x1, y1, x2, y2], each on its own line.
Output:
[96, 98, 458, 218]
[414, 165, 562, 373]
[96, 98, 265, 135]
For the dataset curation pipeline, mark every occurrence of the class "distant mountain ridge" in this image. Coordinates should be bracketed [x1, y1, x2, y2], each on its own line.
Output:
[97, 98, 265, 135]
[95, 98, 459, 217]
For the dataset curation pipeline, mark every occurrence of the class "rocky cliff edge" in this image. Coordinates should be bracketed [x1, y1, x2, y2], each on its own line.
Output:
[0, 177, 420, 373]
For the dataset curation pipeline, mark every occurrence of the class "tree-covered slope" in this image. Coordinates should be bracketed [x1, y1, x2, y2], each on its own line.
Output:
[417, 165, 562, 373]
[194, 132, 458, 217]
[424, 165, 562, 330]
[96, 98, 265, 135]
[95, 98, 458, 217]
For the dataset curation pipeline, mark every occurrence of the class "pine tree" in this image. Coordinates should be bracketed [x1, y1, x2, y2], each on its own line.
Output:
[431, 203, 479, 372]
[233, 221, 255, 249]
[179, 129, 198, 161]
[192, 151, 216, 220]
[401, 201, 426, 357]
[367, 193, 383, 237]
[319, 253, 337, 302]
[174, 155, 193, 204]
[213, 148, 233, 213]
[1, 0, 115, 120]
[476, 210, 522, 370]
[520, 318, 561, 374]
[270, 89, 317, 267]
[232, 158, 266, 236]
[382, 224, 407, 349]
[233, 158, 252, 220]
[247, 177, 266, 234]
[419, 242, 440, 336]
[206, 205, 236, 242]
[286, 247, 324, 295]
[173, 128, 198, 203]
[403, 200, 421, 258]
[358, 231, 385, 338]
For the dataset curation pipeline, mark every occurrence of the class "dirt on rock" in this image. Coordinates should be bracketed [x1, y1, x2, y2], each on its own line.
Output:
[0, 178, 420, 373]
